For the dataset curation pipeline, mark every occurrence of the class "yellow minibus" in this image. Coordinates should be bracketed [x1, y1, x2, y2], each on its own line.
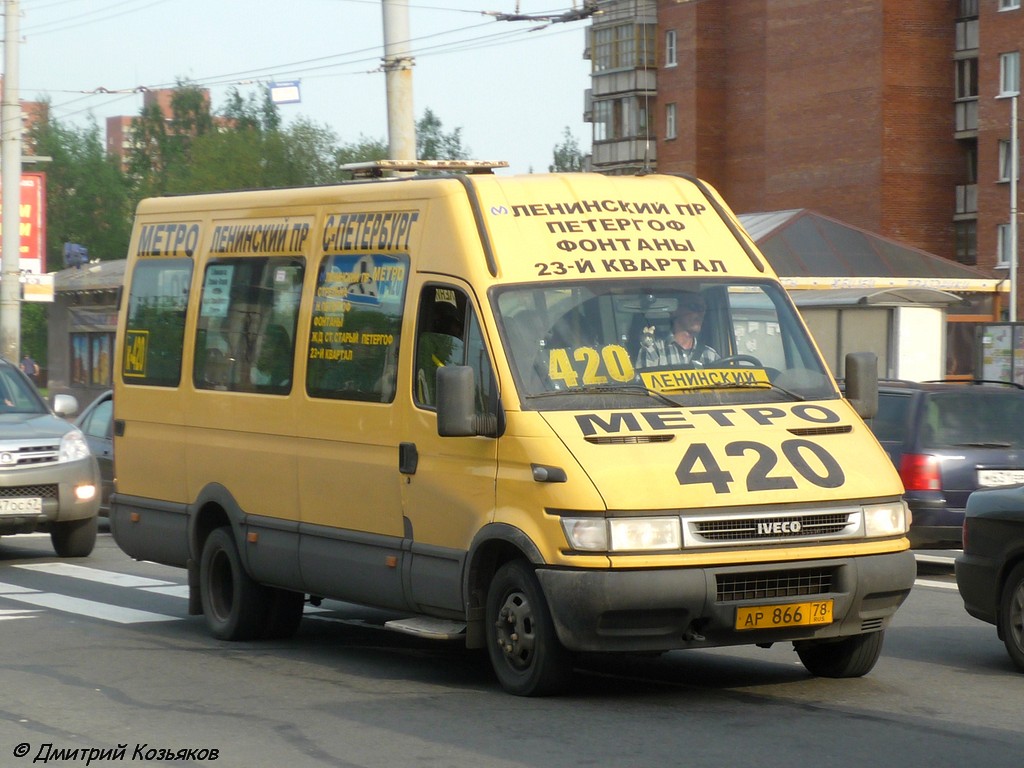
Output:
[111, 164, 915, 695]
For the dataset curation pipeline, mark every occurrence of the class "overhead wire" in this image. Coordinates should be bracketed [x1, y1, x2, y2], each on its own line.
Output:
[19, 0, 584, 125]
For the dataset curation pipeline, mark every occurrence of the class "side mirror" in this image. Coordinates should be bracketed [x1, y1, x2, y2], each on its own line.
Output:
[52, 393, 79, 418]
[844, 352, 878, 419]
[436, 366, 478, 437]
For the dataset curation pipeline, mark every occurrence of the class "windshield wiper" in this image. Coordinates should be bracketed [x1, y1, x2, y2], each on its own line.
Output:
[526, 383, 680, 407]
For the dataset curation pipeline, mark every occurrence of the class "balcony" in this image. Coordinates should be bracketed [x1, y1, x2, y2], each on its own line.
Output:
[955, 184, 978, 218]
[955, 99, 978, 136]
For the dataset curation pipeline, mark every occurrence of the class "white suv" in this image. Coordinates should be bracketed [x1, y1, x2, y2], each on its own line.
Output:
[0, 358, 100, 556]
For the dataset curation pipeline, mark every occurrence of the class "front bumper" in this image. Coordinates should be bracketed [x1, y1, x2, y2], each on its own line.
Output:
[536, 550, 917, 653]
[955, 551, 1000, 627]
[0, 458, 100, 534]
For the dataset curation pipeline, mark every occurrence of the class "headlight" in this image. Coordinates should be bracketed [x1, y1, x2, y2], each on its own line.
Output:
[60, 428, 91, 463]
[561, 516, 682, 552]
[863, 500, 910, 537]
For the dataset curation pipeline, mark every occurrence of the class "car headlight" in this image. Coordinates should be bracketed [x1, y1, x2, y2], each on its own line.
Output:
[863, 500, 910, 537]
[561, 516, 682, 552]
[60, 428, 91, 463]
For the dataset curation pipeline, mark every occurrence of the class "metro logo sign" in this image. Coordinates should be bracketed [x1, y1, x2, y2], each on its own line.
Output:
[0, 172, 46, 275]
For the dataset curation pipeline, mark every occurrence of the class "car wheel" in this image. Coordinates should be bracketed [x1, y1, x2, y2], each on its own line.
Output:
[199, 527, 268, 641]
[50, 516, 98, 558]
[795, 631, 885, 678]
[999, 562, 1024, 672]
[485, 560, 573, 696]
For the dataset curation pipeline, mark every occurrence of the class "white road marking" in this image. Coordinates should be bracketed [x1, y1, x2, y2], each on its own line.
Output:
[0, 589, 180, 623]
[0, 608, 42, 621]
[14, 562, 174, 588]
[915, 578, 958, 591]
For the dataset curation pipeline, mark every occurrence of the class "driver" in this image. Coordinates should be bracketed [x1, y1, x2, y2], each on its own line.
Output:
[635, 290, 719, 369]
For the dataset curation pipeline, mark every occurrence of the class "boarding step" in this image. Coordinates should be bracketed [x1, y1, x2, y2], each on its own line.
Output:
[384, 617, 467, 640]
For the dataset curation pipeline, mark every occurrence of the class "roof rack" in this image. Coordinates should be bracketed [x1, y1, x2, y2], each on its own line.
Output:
[341, 159, 509, 179]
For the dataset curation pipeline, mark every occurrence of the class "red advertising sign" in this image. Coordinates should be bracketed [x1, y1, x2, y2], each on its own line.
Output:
[0, 172, 47, 275]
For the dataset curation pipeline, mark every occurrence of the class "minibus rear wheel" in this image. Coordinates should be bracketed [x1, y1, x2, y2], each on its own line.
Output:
[200, 527, 268, 641]
[485, 560, 573, 696]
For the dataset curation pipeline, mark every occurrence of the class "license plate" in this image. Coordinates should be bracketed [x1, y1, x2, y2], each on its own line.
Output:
[735, 599, 833, 631]
[977, 469, 1024, 487]
[0, 497, 42, 515]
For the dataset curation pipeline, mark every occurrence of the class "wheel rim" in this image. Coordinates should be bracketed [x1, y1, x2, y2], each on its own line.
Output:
[494, 589, 537, 671]
[1010, 580, 1024, 652]
[208, 548, 234, 622]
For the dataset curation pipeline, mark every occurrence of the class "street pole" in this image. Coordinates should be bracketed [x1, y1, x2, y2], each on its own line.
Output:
[1011, 92, 1019, 322]
[1, 0, 21, 361]
[381, 0, 416, 162]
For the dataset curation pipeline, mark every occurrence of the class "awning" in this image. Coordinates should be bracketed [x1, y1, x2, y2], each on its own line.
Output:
[787, 287, 964, 307]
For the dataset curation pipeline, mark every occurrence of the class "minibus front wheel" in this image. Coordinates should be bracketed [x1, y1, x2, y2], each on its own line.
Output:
[485, 560, 573, 696]
[199, 527, 268, 641]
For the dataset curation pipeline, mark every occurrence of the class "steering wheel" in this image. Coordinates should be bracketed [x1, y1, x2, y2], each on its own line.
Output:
[714, 354, 762, 368]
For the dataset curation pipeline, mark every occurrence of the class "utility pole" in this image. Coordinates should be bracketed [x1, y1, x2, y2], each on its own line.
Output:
[1, 0, 21, 361]
[381, 0, 416, 161]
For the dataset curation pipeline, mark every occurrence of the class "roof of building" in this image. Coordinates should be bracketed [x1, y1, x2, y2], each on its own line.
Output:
[738, 209, 993, 281]
[54, 259, 126, 293]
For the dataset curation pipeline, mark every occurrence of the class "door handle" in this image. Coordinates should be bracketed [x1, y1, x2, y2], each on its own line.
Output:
[399, 442, 418, 475]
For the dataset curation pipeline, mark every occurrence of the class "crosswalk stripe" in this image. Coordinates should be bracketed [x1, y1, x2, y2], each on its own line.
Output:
[14, 562, 175, 588]
[0, 591, 180, 624]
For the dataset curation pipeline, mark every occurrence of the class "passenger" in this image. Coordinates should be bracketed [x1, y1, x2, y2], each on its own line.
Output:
[251, 325, 292, 387]
[635, 291, 719, 369]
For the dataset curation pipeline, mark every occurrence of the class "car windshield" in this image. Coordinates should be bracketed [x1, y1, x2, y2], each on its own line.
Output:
[922, 390, 1024, 449]
[0, 364, 47, 414]
[493, 278, 837, 410]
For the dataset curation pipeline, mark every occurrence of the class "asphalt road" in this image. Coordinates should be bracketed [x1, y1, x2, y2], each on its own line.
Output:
[0, 533, 1018, 768]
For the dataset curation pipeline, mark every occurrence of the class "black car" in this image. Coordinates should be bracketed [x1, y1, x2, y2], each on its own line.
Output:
[955, 485, 1024, 672]
[863, 380, 1024, 549]
[75, 390, 113, 516]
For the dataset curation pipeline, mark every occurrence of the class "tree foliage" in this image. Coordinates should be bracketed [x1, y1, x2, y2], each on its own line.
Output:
[550, 126, 584, 172]
[31, 82, 579, 269]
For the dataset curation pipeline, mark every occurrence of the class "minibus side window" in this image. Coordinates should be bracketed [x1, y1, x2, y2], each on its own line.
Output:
[306, 253, 409, 403]
[413, 284, 496, 415]
[122, 258, 193, 387]
[193, 257, 304, 393]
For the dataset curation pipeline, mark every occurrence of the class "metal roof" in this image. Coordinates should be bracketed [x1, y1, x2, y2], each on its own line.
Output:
[738, 209, 992, 281]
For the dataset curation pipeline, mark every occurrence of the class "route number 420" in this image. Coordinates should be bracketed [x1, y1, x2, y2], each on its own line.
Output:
[675, 440, 845, 493]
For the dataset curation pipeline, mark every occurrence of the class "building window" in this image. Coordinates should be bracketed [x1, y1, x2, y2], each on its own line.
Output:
[665, 30, 677, 67]
[592, 23, 656, 72]
[665, 103, 677, 140]
[999, 139, 1015, 181]
[955, 220, 977, 265]
[593, 97, 649, 142]
[955, 58, 978, 99]
[998, 223, 1014, 268]
[1000, 51, 1020, 95]
[1000, 0, 1020, 10]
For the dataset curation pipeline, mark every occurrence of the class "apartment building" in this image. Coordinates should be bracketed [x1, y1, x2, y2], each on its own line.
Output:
[585, 0, 1021, 373]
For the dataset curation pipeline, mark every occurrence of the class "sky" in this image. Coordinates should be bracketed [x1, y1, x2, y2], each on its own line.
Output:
[12, 0, 594, 174]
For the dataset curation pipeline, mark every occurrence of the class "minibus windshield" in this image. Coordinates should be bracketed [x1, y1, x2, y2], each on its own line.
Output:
[493, 279, 837, 410]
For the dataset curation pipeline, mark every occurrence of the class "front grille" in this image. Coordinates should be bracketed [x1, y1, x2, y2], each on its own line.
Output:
[584, 434, 674, 445]
[694, 512, 853, 542]
[717, 568, 834, 602]
[0, 484, 58, 499]
[0, 442, 62, 468]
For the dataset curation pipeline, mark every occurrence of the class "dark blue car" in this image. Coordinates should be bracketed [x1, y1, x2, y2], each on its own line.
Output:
[863, 380, 1024, 549]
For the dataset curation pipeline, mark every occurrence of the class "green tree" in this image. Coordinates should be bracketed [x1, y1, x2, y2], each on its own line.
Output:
[28, 107, 132, 265]
[417, 108, 469, 161]
[550, 127, 584, 172]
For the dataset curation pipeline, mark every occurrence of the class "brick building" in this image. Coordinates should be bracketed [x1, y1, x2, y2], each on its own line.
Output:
[585, 0, 1020, 375]
[586, 0, 1023, 274]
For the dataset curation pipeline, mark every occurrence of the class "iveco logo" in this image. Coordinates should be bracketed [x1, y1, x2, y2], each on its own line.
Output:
[757, 520, 802, 535]
[0, 452, 14, 465]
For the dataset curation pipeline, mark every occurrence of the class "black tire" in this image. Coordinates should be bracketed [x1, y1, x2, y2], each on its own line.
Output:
[796, 631, 884, 678]
[485, 560, 573, 696]
[50, 516, 98, 558]
[999, 562, 1024, 672]
[199, 527, 268, 641]
[262, 587, 305, 640]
